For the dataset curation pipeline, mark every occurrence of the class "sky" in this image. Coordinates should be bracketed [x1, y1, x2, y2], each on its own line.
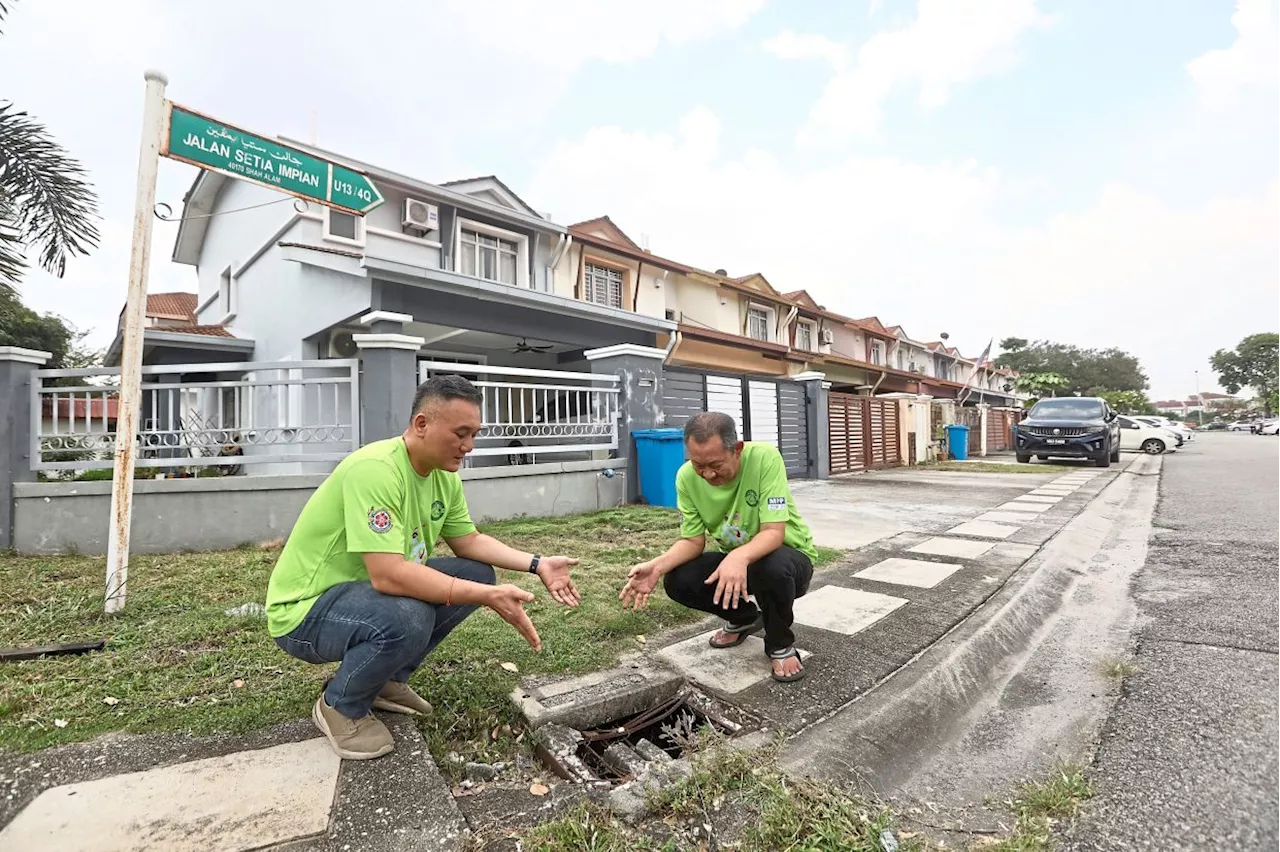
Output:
[1, 0, 1276, 401]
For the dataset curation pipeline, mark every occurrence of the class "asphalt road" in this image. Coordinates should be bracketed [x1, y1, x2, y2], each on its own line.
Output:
[1064, 432, 1279, 851]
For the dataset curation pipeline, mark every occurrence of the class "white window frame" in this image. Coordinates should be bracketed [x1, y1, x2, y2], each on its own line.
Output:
[795, 320, 816, 352]
[870, 340, 886, 366]
[747, 302, 775, 343]
[456, 217, 529, 289]
[583, 261, 625, 309]
[895, 346, 905, 370]
[323, 207, 366, 248]
[218, 265, 236, 323]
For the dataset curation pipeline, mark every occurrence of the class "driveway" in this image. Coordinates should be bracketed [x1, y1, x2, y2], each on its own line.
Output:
[792, 462, 1127, 549]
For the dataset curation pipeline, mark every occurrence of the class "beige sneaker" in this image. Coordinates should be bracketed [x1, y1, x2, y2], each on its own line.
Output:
[311, 695, 395, 760]
[373, 681, 433, 716]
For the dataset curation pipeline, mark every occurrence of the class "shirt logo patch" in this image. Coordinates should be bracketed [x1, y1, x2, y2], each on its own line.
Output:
[767, 496, 787, 511]
[745, 489, 759, 508]
[430, 500, 446, 522]
[368, 507, 393, 534]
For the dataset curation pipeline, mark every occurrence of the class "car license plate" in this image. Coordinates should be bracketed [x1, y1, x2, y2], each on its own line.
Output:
[1047, 438, 1067, 445]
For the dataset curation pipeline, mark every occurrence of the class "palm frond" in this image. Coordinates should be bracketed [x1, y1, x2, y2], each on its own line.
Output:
[0, 1, 14, 34]
[0, 101, 102, 292]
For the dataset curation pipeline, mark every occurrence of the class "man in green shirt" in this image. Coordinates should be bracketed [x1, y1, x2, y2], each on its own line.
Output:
[267, 375, 582, 760]
[620, 412, 816, 682]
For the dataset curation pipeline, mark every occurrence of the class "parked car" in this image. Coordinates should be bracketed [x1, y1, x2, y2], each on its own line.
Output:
[1260, 420, 1279, 436]
[1115, 415, 1180, 454]
[1012, 397, 1122, 467]
[1203, 422, 1227, 431]
[1228, 421, 1253, 431]
[1136, 416, 1189, 445]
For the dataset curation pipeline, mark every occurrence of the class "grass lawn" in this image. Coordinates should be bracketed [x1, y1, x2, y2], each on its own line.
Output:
[0, 506, 840, 769]
[920, 461, 1085, 474]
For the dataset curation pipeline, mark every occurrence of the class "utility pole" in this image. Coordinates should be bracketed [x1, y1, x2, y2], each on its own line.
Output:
[105, 69, 168, 614]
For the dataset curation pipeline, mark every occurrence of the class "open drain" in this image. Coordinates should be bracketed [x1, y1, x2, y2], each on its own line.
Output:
[535, 688, 757, 785]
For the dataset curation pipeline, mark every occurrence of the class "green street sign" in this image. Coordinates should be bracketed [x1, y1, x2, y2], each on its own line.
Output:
[162, 103, 384, 215]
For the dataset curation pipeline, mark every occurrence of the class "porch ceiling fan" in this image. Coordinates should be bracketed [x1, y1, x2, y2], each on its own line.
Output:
[510, 337, 554, 353]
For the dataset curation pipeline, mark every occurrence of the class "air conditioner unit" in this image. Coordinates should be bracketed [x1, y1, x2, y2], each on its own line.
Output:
[820, 328, 835, 345]
[402, 198, 439, 234]
[909, 362, 921, 373]
[327, 328, 360, 359]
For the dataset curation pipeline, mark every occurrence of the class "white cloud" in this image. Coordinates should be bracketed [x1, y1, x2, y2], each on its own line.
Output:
[1186, 0, 1279, 104]
[761, 30, 849, 70]
[529, 106, 1277, 398]
[799, 0, 1054, 141]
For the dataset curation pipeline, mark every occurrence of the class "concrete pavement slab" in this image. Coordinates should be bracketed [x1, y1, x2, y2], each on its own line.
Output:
[908, 537, 997, 559]
[977, 510, 1043, 524]
[996, 500, 1052, 513]
[1030, 487, 1075, 496]
[854, 557, 964, 589]
[947, 520, 1020, 539]
[1010, 494, 1061, 504]
[655, 632, 812, 695]
[0, 738, 339, 852]
[792, 586, 910, 633]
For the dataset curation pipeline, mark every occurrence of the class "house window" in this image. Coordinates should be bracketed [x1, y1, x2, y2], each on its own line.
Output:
[324, 208, 364, 246]
[871, 340, 886, 365]
[460, 229, 519, 285]
[747, 306, 771, 341]
[584, 263, 624, 309]
[795, 322, 814, 352]
[896, 348, 905, 370]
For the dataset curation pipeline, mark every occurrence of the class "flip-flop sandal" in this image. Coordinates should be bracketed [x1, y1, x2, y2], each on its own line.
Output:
[708, 615, 764, 649]
[769, 648, 806, 683]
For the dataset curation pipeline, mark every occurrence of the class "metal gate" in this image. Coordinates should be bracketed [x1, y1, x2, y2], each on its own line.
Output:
[662, 369, 811, 478]
[828, 393, 902, 474]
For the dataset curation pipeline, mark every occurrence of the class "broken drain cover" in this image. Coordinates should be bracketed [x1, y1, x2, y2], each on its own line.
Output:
[538, 688, 758, 785]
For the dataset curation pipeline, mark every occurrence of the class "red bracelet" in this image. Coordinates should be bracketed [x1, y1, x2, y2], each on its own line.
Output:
[446, 576, 457, 607]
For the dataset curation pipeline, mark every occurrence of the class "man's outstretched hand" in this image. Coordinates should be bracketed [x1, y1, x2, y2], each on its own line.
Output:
[620, 561, 661, 611]
[535, 556, 582, 607]
[486, 584, 542, 651]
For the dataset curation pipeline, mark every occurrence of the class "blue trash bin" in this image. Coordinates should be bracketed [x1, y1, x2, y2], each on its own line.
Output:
[944, 424, 970, 461]
[632, 428, 685, 508]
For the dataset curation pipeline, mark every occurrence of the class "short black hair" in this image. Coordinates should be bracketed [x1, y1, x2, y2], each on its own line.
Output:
[683, 411, 738, 449]
[411, 374, 482, 418]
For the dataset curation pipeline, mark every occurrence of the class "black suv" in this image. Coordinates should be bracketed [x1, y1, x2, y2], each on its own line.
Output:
[1012, 397, 1121, 468]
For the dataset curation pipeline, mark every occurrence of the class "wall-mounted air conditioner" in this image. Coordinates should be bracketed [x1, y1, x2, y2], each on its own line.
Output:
[402, 198, 439, 234]
[820, 328, 834, 345]
[327, 328, 360, 358]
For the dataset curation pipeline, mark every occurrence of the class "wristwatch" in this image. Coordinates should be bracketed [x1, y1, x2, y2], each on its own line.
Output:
[528, 553, 541, 574]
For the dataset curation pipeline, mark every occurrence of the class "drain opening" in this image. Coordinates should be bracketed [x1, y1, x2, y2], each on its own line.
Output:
[572, 689, 752, 783]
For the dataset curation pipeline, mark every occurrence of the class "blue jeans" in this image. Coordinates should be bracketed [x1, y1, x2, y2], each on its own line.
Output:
[274, 557, 495, 719]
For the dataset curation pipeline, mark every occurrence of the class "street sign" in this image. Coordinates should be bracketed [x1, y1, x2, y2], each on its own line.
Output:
[161, 103, 384, 215]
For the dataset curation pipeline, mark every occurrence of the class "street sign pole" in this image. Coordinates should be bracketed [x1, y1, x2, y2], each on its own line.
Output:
[105, 69, 168, 614]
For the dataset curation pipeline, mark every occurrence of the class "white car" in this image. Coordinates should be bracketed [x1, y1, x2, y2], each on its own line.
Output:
[1228, 421, 1253, 431]
[1116, 415, 1180, 454]
[1137, 416, 1192, 444]
[1260, 420, 1279, 436]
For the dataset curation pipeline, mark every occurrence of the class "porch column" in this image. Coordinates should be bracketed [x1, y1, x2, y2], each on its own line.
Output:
[934, 398, 956, 459]
[584, 344, 667, 503]
[977, 403, 991, 457]
[913, 395, 933, 464]
[0, 347, 51, 549]
[794, 371, 828, 480]
[354, 311, 423, 445]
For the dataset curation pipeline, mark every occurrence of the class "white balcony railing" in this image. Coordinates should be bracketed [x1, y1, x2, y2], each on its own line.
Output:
[417, 361, 620, 465]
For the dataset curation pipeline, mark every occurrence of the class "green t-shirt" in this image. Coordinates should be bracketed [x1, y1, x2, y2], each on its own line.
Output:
[265, 437, 476, 637]
[676, 442, 817, 562]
